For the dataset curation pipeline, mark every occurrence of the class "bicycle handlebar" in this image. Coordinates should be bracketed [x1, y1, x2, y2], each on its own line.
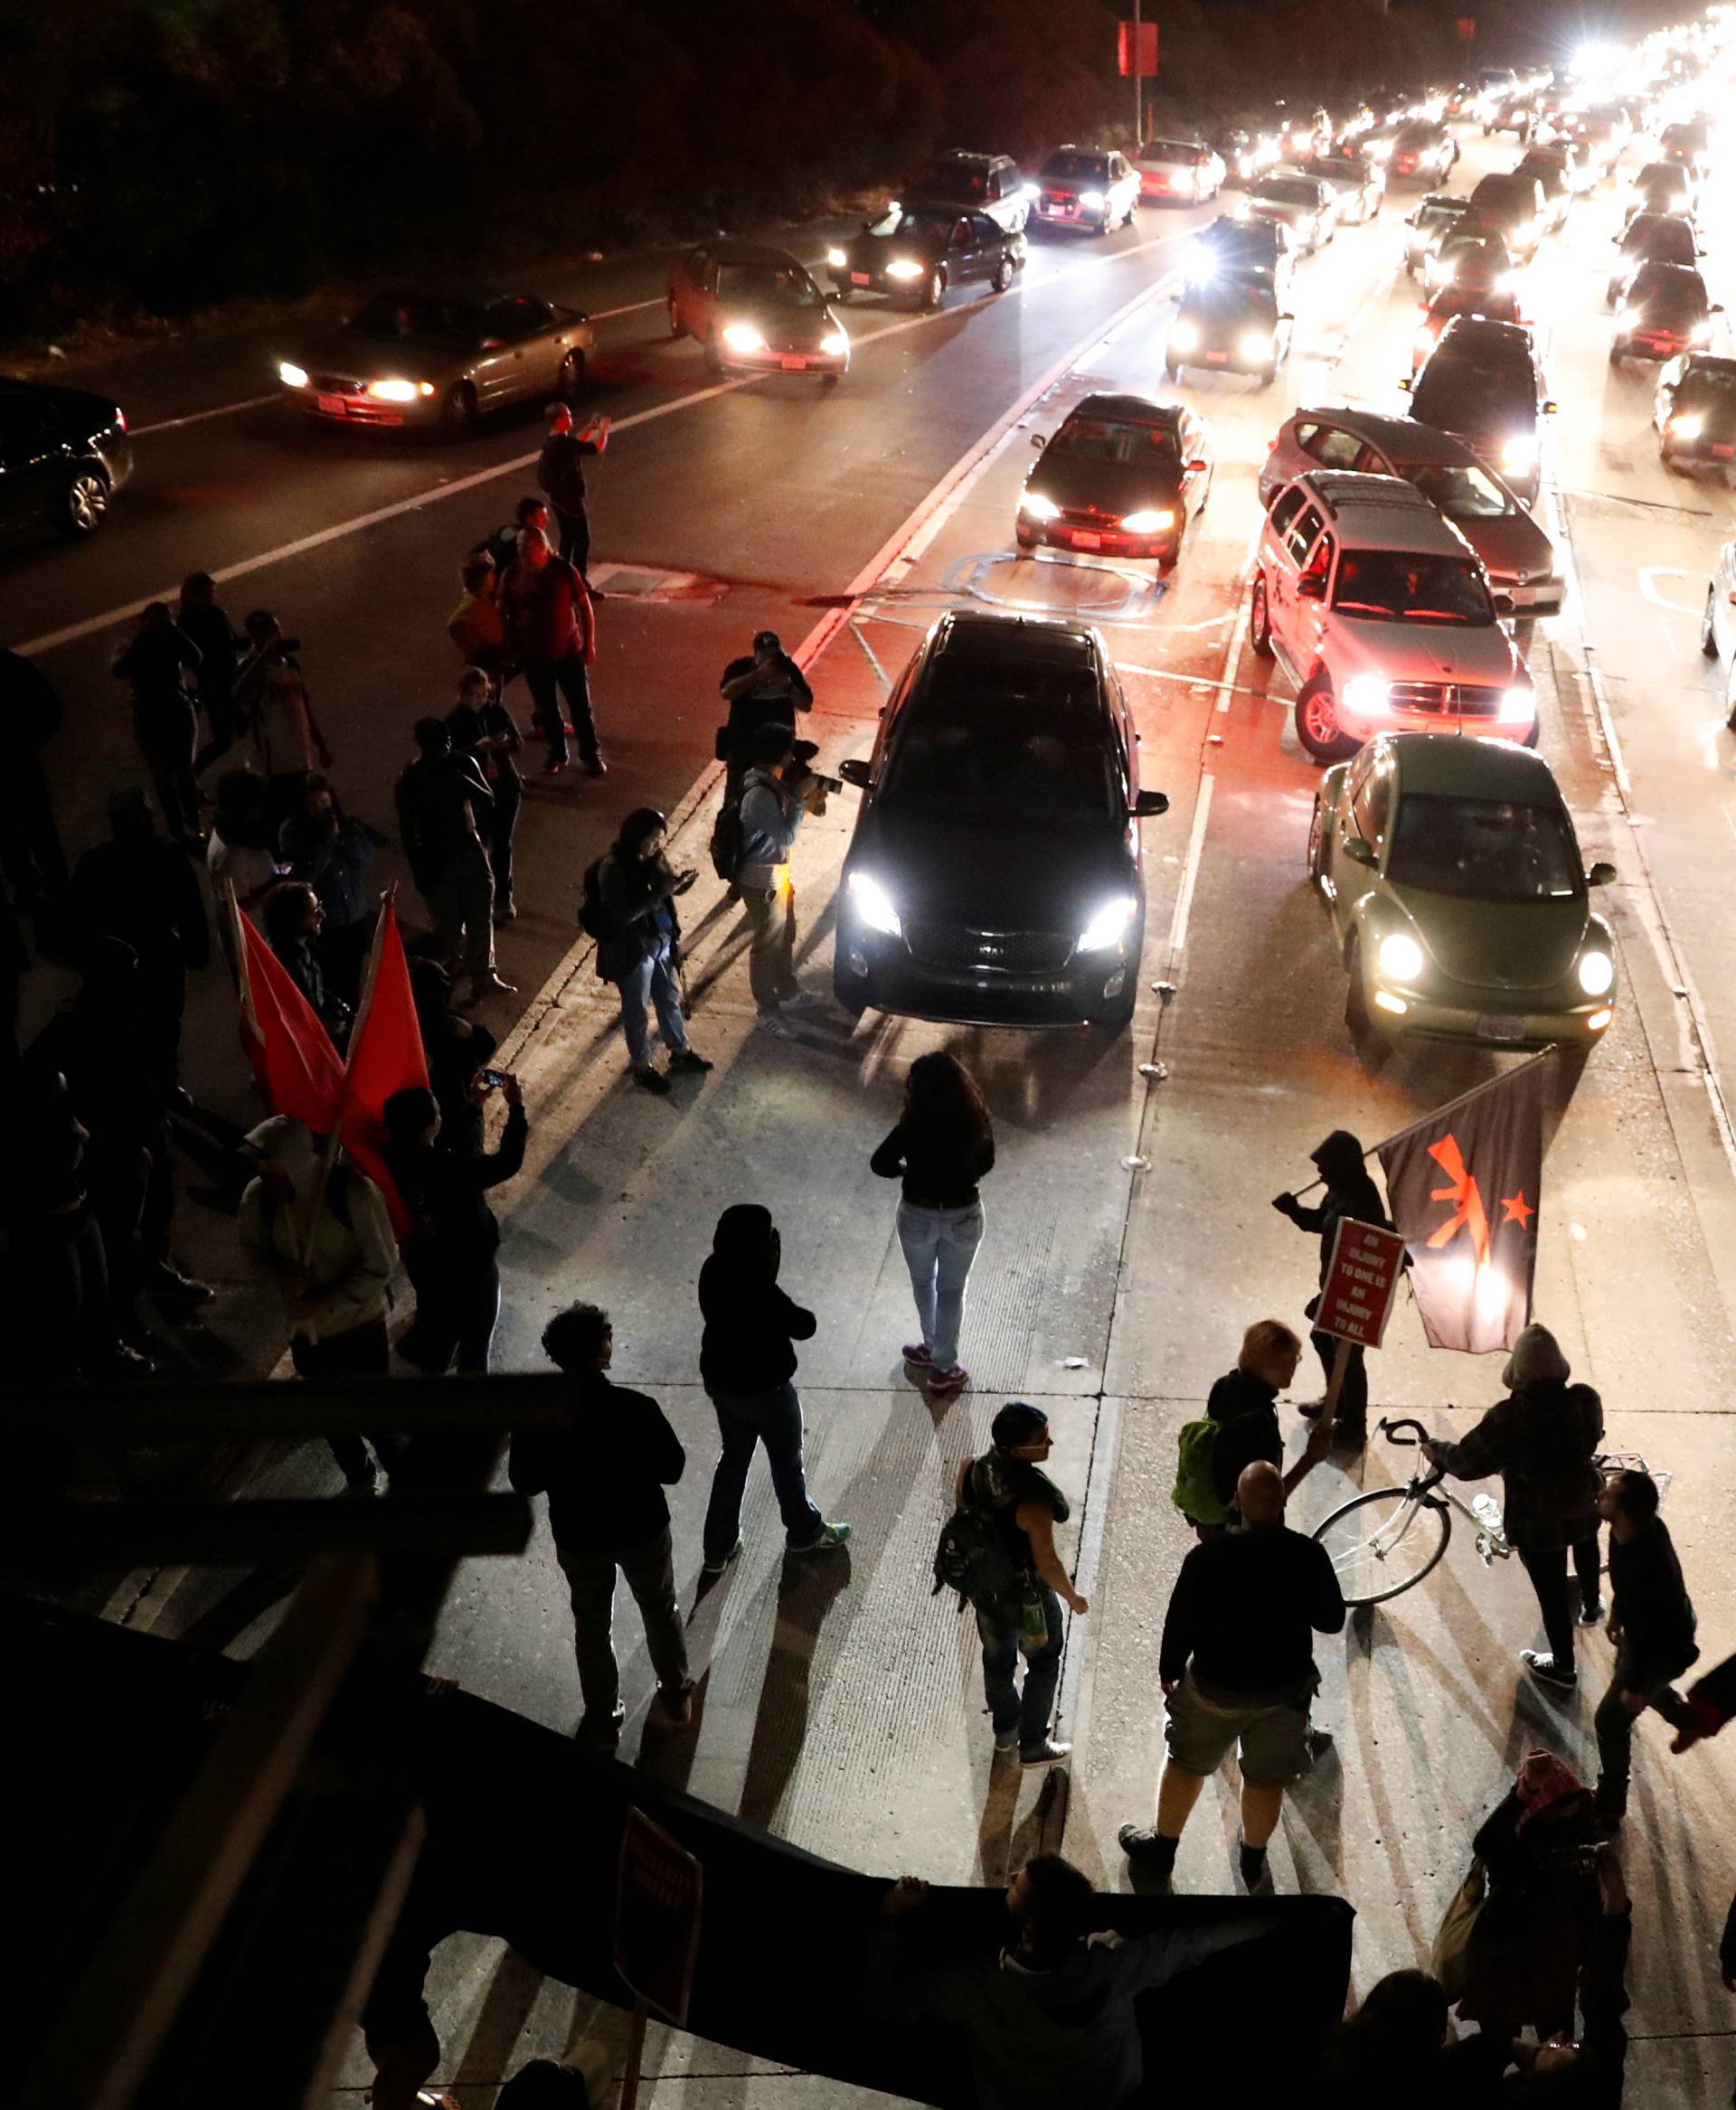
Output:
[1379, 1417, 1429, 1446]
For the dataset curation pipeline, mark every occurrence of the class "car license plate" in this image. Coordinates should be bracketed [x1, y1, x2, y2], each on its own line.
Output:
[1477, 1014, 1525, 1042]
[1204, 350, 1227, 363]
[1714, 443, 1733, 458]
[1070, 531, 1101, 549]
[316, 393, 345, 415]
[781, 356, 808, 372]
[850, 272, 870, 285]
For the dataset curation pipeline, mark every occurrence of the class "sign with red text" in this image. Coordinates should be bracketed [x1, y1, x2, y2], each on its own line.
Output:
[1314, 1217, 1408, 1349]
[616, 1806, 703, 2025]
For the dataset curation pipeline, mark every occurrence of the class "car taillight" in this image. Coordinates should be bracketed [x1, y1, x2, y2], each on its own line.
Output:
[116, 410, 127, 432]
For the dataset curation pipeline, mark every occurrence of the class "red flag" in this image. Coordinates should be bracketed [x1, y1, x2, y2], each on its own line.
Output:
[234, 902, 345, 1127]
[335, 899, 428, 1238]
[1375, 1052, 1552, 1353]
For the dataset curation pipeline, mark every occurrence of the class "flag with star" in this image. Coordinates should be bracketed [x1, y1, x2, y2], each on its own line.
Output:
[1374, 1050, 1552, 1353]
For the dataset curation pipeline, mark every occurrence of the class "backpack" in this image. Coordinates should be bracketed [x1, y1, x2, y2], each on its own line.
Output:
[708, 792, 744, 883]
[932, 1466, 1024, 1607]
[578, 856, 618, 945]
[1172, 1418, 1230, 1527]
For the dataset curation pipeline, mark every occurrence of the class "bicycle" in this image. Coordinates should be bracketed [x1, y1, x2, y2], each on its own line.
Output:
[1311, 1417, 1665, 1608]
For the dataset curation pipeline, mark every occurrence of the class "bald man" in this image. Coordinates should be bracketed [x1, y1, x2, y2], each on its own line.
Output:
[1120, 1459, 1345, 1893]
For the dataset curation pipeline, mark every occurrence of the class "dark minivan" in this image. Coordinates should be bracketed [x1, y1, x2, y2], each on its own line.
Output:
[833, 610, 1168, 1029]
[1408, 316, 1552, 504]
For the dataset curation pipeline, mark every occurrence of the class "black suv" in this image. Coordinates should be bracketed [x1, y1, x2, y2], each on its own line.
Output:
[910, 149, 1031, 234]
[833, 611, 1168, 1029]
[1, 378, 133, 542]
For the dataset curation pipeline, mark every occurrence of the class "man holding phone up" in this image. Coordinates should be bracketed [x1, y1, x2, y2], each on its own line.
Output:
[731, 724, 838, 1021]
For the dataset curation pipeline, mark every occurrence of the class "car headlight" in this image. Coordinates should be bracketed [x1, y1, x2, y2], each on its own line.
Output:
[884, 258, 925, 280]
[1515, 219, 1536, 244]
[1578, 950, 1615, 995]
[278, 361, 309, 389]
[846, 871, 901, 937]
[819, 330, 848, 355]
[1020, 491, 1060, 520]
[1500, 433, 1537, 468]
[1690, 319, 1712, 342]
[1119, 508, 1175, 532]
[1232, 199, 1252, 221]
[1169, 319, 1200, 352]
[1079, 190, 1107, 210]
[366, 378, 435, 401]
[1494, 271, 1519, 294]
[1501, 686, 1535, 721]
[1077, 895, 1137, 952]
[1240, 330, 1273, 360]
[1023, 182, 1041, 199]
[826, 248, 848, 269]
[1669, 412, 1704, 438]
[1342, 675, 1392, 717]
[1617, 306, 1636, 324]
[1378, 931, 1425, 983]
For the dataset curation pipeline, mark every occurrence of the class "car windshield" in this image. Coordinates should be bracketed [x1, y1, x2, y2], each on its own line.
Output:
[1043, 153, 1109, 181]
[1414, 360, 1533, 432]
[350, 296, 478, 342]
[1051, 414, 1180, 464]
[920, 162, 988, 195]
[1332, 551, 1492, 623]
[1255, 177, 1320, 206]
[1403, 461, 1515, 518]
[1663, 123, 1707, 148]
[1677, 366, 1736, 407]
[1387, 792, 1582, 900]
[1633, 270, 1705, 315]
[883, 671, 1115, 820]
[869, 208, 951, 244]
[1145, 142, 1201, 164]
[718, 263, 820, 306]
[1420, 203, 1466, 232]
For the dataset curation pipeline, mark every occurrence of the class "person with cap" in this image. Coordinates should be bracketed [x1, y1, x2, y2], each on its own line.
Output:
[731, 722, 823, 1018]
[697, 1203, 849, 1572]
[954, 1400, 1085, 1768]
[590, 806, 712, 1096]
[238, 1115, 399, 1493]
[718, 629, 813, 794]
[535, 400, 609, 579]
[1590, 1467, 1698, 1828]
[395, 717, 513, 1007]
[497, 524, 603, 777]
[1120, 1459, 1344, 1893]
[1271, 1129, 1391, 1445]
[1423, 1323, 1604, 1692]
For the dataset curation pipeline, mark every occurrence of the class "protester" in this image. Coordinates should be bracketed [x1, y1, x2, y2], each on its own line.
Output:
[717, 629, 813, 790]
[536, 400, 609, 577]
[867, 1857, 1280, 2110]
[395, 717, 512, 1006]
[1121, 1459, 1344, 1893]
[231, 609, 297, 731]
[263, 879, 351, 1041]
[471, 495, 553, 580]
[180, 571, 241, 774]
[1590, 1468, 1699, 1828]
[589, 806, 712, 1095]
[1270, 1129, 1391, 1445]
[448, 670, 523, 924]
[252, 659, 330, 822]
[697, 1203, 848, 1571]
[205, 768, 281, 970]
[498, 524, 602, 777]
[447, 556, 509, 690]
[384, 1074, 527, 1374]
[1175, 1320, 1328, 1540]
[409, 956, 498, 1148]
[278, 772, 382, 1007]
[508, 1301, 694, 1752]
[0, 643, 71, 910]
[1315, 1970, 1458, 2105]
[110, 601, 203, 843]
[1422, 1323, 1604, 1691]
[871, 1050, 994, 1392]
[238, 1115, 399, 1492]
[952, 1401, 1084, 1766]
[731, 723, 823, 1017]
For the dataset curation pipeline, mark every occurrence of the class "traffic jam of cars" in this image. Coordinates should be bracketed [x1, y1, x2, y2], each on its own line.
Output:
[4, 21, 1731, 1057]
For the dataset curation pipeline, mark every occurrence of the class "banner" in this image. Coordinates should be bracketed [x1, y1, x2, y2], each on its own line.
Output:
[1376, 1053, 1552, 1352]
[335, 900, 428, 1237]
[233, 897, 345, 1128]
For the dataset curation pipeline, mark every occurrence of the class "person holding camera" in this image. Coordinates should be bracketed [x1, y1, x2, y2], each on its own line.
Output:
[718, 629, 812, 794]
[731, 722, 832, 1019]
[591, 807, 712, 1097]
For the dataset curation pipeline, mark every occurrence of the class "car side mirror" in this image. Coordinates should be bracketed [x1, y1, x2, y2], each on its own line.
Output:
[1297, 574, 1326, 600]
[1031, 432, 1045, 448]
[836, 758, 873, 789]
[1133, 789, 1171, 818]
[1343, 835, 1376, 866]
[1587, 860, 1617, 887]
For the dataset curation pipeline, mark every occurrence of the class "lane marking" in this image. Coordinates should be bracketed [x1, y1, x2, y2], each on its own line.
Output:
[1164, 771, 1215, 966]
[131, 393, 278, 437]
[18, 228, 1191, 663]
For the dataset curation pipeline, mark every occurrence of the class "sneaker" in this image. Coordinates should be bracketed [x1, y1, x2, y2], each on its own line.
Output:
[778, 989, 819, 1013]
[668, 1047, 714, 1074]
[342, 1467, 380, 1498]
[1521, 1649, 1578, 1691]
[632, 1065, 673, 1096]
[702, 1538, 742, 1577]
[1118, 1824, 1177, 1870]
[656, 1680, 697, 1728]
[583, 756, 609, 777]
[1579, 1597, 1605, 1626]
[993, 1725, 1020, 1754]
[467, 971, 518, 1002]
[542, 756, 569, 776]
[1020, 1738, 1072, 1768]
[902, 1342, 934, 1366]
[790, 1521, 851, 1554]
[927, 1363, 968, 1392]
[494, 903, 517, 926]
[579, 1710, 624, 1755]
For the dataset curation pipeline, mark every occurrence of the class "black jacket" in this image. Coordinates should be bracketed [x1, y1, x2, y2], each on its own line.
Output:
[1434, 1381, 1604, 1550]
[595, 849, 683, 984]
[1282, 1154, 1392, 1287]
[507, 1371, 684, 1554]
[536, 429, 601, 514]
[1609, 1517, 1698, 1684]
[1159, 1525, 1345, 1691]
[1203, 1368, 1283, 1511]
[870, 1118, 995, 1210]
[698, 1203, 816, 1394]
[390, 1103, 527, 1265]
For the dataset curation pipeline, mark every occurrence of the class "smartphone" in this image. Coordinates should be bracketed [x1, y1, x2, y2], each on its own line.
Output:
[479, 1069, 509, 1090]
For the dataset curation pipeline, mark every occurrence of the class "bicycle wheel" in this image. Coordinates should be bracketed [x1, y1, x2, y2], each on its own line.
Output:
[1312, 1487, 1451, 1606]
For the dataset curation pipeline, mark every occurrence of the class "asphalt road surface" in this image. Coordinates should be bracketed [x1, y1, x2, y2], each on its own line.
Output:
[14, 119, 1735, 2107]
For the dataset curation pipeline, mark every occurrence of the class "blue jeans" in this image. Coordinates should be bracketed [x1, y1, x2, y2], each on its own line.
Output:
[976, 1585, 1063, 1757]
[895, 1201, 985, 1369]
[618, 938, 689, 1069]
[703, 1381, 824, 1559]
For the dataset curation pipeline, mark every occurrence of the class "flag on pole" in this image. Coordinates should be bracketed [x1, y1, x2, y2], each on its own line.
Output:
[1375, 1050, 1552, 1353]
[233, 893, 345, 1128]
[335, 897, 428, 1236]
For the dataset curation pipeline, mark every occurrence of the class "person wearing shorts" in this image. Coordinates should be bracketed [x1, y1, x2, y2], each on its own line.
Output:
[1119, 1459, 1345, 1893]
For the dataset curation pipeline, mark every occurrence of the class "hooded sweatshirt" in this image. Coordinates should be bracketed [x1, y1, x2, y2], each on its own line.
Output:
[697, 1203, 816, 1394]
[1282, 1129, 1391, 1286]
[238, 1117, 396, 1342]
[1433, 1324, 1604, 1550]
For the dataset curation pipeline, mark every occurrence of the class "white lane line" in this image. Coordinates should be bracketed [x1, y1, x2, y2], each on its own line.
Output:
[585, 296, 666, 321]
[19, 229, 1191, 664]
[131, 393, 278, 437]
[1164, 769, 1214, 967]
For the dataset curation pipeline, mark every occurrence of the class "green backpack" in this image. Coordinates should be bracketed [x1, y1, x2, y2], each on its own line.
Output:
[1173, 1418, 1230, 1527]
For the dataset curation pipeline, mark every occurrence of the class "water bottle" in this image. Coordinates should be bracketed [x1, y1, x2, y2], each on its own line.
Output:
[1021, 1583, 1049, 1643]
[1470, 1492, 1503, 1532]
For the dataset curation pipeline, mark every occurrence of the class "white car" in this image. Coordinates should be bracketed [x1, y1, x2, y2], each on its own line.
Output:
[1133, 137, 1225, 204]
[1702, 537, 1736, 664]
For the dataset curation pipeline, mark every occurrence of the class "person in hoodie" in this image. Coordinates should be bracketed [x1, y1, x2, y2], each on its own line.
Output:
[238, 1116, 399, 1493]
[867, 1855, 1279, 2110]
[1271, 1129, 1392, 1445]
[1425, 1324, 1604, 1692]
[697, 1203, 849, 1572]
